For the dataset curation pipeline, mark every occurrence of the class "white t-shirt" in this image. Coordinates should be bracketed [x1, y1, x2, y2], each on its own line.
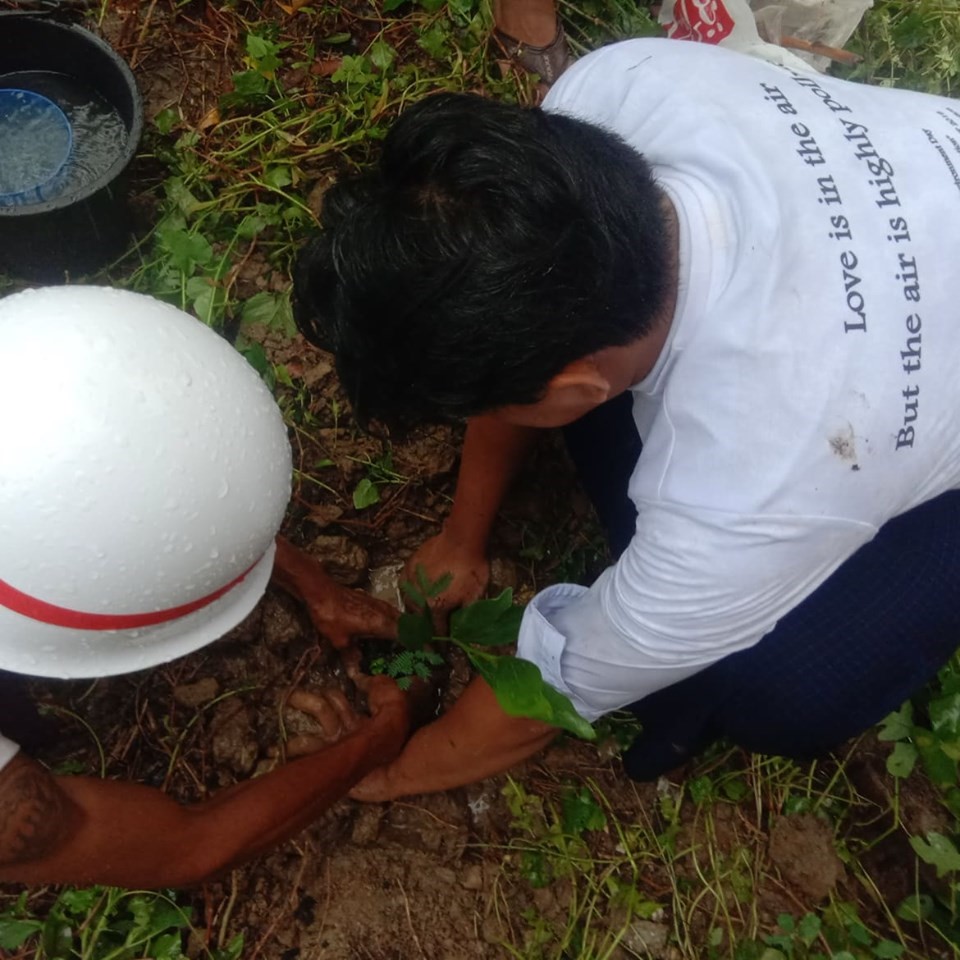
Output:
[518, 39, 960, 721]
[0, 732, 20, 773]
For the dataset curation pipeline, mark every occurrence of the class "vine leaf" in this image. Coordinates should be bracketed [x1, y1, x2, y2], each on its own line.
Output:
[471, 654, 595, 741]
[450, 589, 523, 646]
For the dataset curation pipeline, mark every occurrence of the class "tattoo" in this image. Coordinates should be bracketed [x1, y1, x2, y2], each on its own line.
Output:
[0, 758, 72, 866]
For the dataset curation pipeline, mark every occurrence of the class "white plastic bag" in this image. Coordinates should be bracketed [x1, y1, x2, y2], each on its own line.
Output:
[658, 0, 871, 72]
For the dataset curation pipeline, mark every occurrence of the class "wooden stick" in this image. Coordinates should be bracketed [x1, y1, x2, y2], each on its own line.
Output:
[780, 34, 863, 65]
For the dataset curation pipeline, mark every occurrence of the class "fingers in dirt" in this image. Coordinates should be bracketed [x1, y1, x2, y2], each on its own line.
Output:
[288, 688, 352, 739]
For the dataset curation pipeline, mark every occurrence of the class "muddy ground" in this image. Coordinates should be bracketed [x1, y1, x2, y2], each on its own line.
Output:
[0, 1, 955, 957]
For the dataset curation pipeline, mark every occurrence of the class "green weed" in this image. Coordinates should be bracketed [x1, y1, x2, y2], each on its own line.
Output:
[0, 886, 241, 960]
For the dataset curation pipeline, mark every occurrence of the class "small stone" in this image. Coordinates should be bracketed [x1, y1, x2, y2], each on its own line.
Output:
[367, 564, 404, 607]
[459, 864, 484, 891]
[621, 920, 669, 956]
[350, 805, 384, 845]
[308, 503, 344, 529]
[172, 677, 219, 709]
[210, 699, 259, 776]
[303, 357, 333, 388]
[261, 597, 302, 649]
[481, 913, 507, 945]
[489, 557, 519, 594]
[306, 535, 369, 586]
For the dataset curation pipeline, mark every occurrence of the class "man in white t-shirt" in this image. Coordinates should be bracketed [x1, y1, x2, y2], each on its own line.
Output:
[293, 38, 960, 798]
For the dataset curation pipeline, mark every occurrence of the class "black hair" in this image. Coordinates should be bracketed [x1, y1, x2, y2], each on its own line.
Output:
[293, 92, 668, 426]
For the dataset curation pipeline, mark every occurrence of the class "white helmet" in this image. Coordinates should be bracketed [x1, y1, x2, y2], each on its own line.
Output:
[0, 286, 292, 679]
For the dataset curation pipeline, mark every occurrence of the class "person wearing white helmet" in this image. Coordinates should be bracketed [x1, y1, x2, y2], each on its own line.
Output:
[0, 286, 407, 888]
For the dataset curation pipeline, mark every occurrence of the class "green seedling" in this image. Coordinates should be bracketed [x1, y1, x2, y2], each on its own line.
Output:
[370, 566, 594, 739]
[351, 449, 406, 510]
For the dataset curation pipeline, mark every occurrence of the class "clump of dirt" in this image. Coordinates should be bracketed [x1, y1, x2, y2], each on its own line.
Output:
[768, 813, 845, 902]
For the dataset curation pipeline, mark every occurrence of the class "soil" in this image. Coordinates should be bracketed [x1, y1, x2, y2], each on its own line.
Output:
[0, 2, 955, 958]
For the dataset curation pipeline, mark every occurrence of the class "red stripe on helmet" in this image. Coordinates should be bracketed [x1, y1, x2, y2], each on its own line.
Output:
[0, 563, 257, 631]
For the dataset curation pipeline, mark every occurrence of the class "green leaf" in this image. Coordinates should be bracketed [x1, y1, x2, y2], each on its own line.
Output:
[332, 55, 375, 88]
[186, 276, 227, 326]
[163, 177, 200, 216]
[370, 39, 397, 71]
[417, 22, 450, 60]
[909, 831, 960, 877]
[397, 610, 433, 651]
[241, 291, 295, 336]
[400, 565, 451, 608]
[930, 690, 960, 739]
[157, 226, 213, 275]
[263, 166, 292, 189]
[877, 703, 913, 741]
[214, 933, 246, 960]
[873, 940, 904, 958]
[896, 893, 933, 922]
[520, 849, 551, 888]
[776, 914, 795, 934]
[239, 342, 272, 383]
[797, 912, 821, 946]
[154, 107, 179, 135]
[688, 776, 715, 805]
[230, 70, 270, 100]
[236, 212, 269, 239]
[450, 589, 523, 646]
[472, 654, 595, 740]
[246, 33, 283, 75]
[722, 776, 748, 802]
[417, 565, 452, 599]
[560, 786, 606, 835]
[42, 917, 72, 959]
[886, 741, 918, 778]
[0, 920, 42, 950]
[57, 887, 100, 915]
[916, 734, 957, 785]
[353, 478, 380, 510]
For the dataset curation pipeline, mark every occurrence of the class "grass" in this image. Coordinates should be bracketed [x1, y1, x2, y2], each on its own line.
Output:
[4, 0, 960, 956]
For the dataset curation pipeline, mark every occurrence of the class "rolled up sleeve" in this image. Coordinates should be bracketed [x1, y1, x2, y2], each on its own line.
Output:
[0, 733, 20, 773]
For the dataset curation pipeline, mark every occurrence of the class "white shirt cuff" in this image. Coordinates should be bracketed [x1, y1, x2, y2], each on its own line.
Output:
[0, 734, 20, 773]
[517, 583, 607, 723]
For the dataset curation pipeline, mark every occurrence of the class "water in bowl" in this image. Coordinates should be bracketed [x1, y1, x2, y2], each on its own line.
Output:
[0, 70, 128, 207]
[0, 90, 72, 204]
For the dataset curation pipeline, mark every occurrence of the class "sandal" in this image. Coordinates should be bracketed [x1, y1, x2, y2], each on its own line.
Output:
[491, 21, 575, 87]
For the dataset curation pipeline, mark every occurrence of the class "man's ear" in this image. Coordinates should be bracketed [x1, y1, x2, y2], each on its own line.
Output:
[542, 358, 612, 415]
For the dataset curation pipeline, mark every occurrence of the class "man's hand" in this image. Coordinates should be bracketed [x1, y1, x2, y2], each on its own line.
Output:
[273, 536, 399, 648]
[404, 528, 490, 628]
[281, 678, 410, 762]
[402, 415, 536, 625]
[348, 677, 558, 802]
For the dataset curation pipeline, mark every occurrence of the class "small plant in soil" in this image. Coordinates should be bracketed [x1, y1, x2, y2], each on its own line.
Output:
[369, 566, 595, 740]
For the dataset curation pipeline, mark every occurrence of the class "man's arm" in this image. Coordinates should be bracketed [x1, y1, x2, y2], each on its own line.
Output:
[349, 676, 558, 801]
[408, 416, 537, 612]
[0, 680, 407, 888]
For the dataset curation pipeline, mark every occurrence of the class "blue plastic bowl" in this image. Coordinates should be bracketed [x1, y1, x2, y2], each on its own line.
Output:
[0, 88, 72, 207]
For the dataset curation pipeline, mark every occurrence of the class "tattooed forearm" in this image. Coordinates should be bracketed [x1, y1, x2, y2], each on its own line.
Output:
[0, 758, 73, 866]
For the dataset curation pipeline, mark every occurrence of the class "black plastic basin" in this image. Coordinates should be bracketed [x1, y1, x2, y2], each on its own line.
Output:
[0, 14, 143, 281]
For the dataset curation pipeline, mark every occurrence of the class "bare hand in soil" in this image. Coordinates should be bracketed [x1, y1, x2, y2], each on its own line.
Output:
[404, 531, 489, 630]
[282, 688, 362, 756]
[280, 678, 409, 760]
[273, 536, 400, 648]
